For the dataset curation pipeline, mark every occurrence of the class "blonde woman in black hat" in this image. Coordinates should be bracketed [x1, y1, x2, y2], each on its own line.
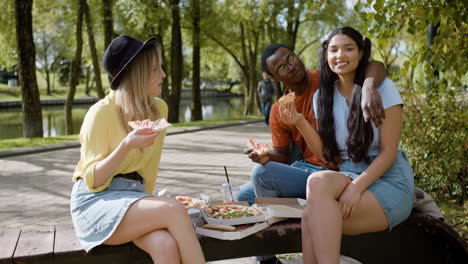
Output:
[70, 35, 205, 263]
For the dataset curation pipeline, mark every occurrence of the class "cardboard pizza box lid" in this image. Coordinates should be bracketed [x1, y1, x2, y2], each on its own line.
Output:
[254, 197, 306, 218]
[194, 220, 270, 240]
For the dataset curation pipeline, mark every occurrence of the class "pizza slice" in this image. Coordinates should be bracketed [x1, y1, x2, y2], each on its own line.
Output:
[278, 92, 295, 105]
[247, 137, 269, 156]
[128, 118, 172, 133]
[175, 195, 206, 210]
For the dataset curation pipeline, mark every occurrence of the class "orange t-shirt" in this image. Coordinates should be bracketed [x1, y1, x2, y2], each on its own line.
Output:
[269, 70, 337, 170]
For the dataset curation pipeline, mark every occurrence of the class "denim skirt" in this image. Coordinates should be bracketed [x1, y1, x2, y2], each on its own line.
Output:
[70, 177, 152, 252]
[338, 151, 415, 229]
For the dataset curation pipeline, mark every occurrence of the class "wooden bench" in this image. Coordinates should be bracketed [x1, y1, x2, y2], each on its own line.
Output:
[0, 212, 466, 264]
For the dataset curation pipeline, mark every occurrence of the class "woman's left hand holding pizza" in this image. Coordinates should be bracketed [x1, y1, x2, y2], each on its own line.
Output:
[280, 101, 304, 126]
[123, 128, 160, 150]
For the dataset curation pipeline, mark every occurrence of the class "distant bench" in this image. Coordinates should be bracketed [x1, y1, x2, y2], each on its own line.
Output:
[0, 212, 466, 264]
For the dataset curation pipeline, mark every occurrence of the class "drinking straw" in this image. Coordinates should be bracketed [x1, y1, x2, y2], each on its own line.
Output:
[224, 166, 234, 202]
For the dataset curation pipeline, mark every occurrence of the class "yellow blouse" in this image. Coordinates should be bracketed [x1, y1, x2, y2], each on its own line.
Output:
[72, 91, 168, 194]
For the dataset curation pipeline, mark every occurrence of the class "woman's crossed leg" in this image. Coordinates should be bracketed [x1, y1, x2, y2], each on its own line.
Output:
[302, 171, 388, 264]
[104, 197, 205, 264]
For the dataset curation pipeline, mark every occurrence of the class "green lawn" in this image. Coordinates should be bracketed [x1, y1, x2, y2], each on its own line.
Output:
[0, 72, 111, 100]
[0, 135, 80, 151]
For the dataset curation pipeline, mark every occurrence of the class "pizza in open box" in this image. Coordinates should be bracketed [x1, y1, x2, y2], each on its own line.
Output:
[204, 204, 260, 219]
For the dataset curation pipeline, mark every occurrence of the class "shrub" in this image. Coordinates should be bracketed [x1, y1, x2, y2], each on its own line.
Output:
[401, 87, 467, 203]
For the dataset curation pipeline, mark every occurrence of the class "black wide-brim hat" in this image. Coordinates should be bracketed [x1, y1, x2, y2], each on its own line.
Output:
[103, 34, 157, 89]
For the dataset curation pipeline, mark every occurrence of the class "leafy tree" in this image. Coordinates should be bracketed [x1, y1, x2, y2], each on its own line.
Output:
[14, 0, 43, 138]
[355, 0, 467, 90]
[355, 0, 467, 202]
[101, 0, 114, 84]
[204, 0, 265, 115]
[66, 0, 84, 135]
[0, 1, 17, 68]
[101, 0, 115, 49]
[114, 0, 172, 102]
[33, 0, 64, 95]
[35, 30, 59, 95]
[167, 0, 184, 123]
[84, 0, 105, 99]
[189, 0, 202, 121]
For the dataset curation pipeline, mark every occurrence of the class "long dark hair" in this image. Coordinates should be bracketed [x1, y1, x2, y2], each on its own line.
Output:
[317, 26, 373, 164]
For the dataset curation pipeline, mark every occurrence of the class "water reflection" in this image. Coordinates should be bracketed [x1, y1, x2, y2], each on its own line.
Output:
[180, 97, 244, 122]
[0, 96, 244, 140]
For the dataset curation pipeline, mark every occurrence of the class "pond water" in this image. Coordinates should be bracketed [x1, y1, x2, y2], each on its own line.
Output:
[0, 96, 245, 140]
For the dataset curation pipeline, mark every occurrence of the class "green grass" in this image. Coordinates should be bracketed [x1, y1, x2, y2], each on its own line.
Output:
[0, 135, 80, 151]
[0, 116, 262, 151]
[0, 72, 111, 101]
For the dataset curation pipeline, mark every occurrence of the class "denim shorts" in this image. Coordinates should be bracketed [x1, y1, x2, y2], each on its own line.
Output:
[70, 177, 151, 252]
[338, 151, 415, 229]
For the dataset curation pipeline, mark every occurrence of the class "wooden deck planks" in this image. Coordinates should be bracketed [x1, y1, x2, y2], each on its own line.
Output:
[53, 224, 86, 262]
[0, 212, 466, 264]
[0, 229, 21, 264]
[13, 226, 54, 264]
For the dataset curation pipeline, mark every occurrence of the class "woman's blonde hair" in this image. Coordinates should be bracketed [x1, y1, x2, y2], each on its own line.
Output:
[114, 42, 162, 132]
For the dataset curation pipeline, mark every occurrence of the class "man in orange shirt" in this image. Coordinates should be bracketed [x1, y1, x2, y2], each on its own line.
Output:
[239, 43, 386, 206]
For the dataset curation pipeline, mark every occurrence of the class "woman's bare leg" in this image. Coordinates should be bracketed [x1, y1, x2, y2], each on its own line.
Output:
[133, 229, 180, 264]
[104, 197, 205, 264]
[306, 171, 347, 264]
[301, 212, 317, 264]
[305, 171, 389, 264]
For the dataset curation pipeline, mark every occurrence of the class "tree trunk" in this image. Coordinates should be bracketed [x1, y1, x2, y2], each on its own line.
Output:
[14, 0, 43, 138]
[191, 0, 202, 121]
[157, 33, 170, 101]
[243, 59, 258, 116]
[286, 0, 303, 51]
[239, 23, 259, 116]
[66, 0, 84, 135]
[168, 0, 183, 123]
[102, 0, 114, 49]
[102, 0, 114, 84]
[84, 0, 104, 99]
[85, 66, 91, 96]
[51, 67, 56, 92]
[45, 68, 51, 95]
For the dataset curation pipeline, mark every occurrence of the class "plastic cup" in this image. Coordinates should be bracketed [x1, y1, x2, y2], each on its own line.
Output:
[221, 183, 240, 203]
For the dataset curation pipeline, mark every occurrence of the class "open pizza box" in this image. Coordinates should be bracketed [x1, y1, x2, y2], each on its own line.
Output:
[195, 198, 306, 240]
[254, 197, 306, 218]
[194, 220, 270, 240]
